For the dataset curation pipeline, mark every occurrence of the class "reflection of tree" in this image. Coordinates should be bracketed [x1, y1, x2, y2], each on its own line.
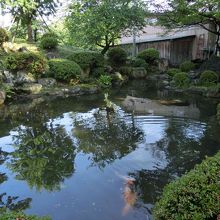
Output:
[73, 110, 144, 168]
[0, 149, 8, 184]
[8, 122, 76, 191]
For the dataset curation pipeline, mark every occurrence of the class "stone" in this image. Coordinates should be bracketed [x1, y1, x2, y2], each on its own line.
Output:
[189, 71, 200, 80]
[0, 90, 6, 105]
[130, 67, 147, 79]
[158, 58, 169, 73]
[21, 83, 42, 94]
[3, 70, 14, 83]
[38, 78, 57, 87]
[15, 71, 36, 84]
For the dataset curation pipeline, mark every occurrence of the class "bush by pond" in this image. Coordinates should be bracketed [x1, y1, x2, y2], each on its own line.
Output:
[40, 32, 59, 50]
[0, 27, 9, 46]
[200, 70, 219, 86]
[180, 61, 195, 72]
[167, 68, 181, 77]
[5, 52, 48, 77]
[130, 58, 149, 70]
[137, 48, 159, 63]
[107, 47, 127, 67]
[68, 51, 104, 73]
[153, 151, 220, 220]
[48, 58, 82, 81]
[173, 72, 190, 88]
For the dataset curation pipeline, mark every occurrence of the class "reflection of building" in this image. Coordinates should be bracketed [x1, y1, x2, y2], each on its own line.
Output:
[120, 25, 216, 65]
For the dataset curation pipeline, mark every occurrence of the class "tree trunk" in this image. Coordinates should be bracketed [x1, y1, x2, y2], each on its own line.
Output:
[101, 44, 110, 55]
[27, 22, 33, 42]
[12, 20, 19, 43]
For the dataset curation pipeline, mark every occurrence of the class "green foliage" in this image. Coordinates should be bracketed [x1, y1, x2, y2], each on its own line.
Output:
[137, 48, 160, 63]
[66, 0, 147, 54]
[153, 151, 220, 220]
[119, 66, 132, 76]
[0, 211, 51, 220]
[48, 58, 82, 81]
[107, 47, 127, 67]
[199, 70, 219, 86]
[0, 28, 9, 46]
[173, 72, 190, 88]
[180, 61, 195, 72]
[40, 32, 58, 49]
[92, 67, 105, 77]
[97, 74, 112, 88]
[67, 51, 104, 71]
[217, 103, 220, 124]
[5, 52, 48, 77]
[130, 57, 149, 69]
[167, 68, 181, 77]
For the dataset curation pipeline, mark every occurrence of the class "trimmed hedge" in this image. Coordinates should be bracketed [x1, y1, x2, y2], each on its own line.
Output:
[107, 47, 127, 67]
[137, 48, 160, 63]
[40, 32, 59, 49]
[167, 68, 181, 77]
[0, 27, 9, 46]
[5, 52, 48, 77]
[119, 66, 132, 76]
[67, 51, 104, 71]
[130, 58, 149, 69]
[200, 70, 219, 86]
[173, 72, 190, 88]
[153, 151, 220, 220]
[217, 103, 220, 124]
[48, 58, 82, 81]
[180, 61, 195, 72]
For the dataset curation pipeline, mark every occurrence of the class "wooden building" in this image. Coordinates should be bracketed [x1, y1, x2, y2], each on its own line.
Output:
[120, 25, 216, 65]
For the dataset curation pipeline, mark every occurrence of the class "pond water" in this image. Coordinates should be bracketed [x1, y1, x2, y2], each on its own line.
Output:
[0, 80, 220, 220]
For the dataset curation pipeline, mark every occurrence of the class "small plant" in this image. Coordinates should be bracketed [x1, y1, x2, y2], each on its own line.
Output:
[180, 61, 195, 72]
[153, 151, 220, 220]
[0, 28, 9, 46]
[130, 58, 149, 69]
[107, 47, 127, 67]
[167, 68, 181, 77]
[48, 58, 82, 81]
[40, 32, 59, 49]
[5, 52, 48, 77]
[98, 74, 112, 88]
[137, 48, 160, 63]
[173, 72, 190, 88]
[68, 51, 104, 71]
[199, 70, 219, 86]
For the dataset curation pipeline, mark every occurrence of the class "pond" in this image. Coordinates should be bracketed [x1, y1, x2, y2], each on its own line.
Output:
[0, 80, 220, 220]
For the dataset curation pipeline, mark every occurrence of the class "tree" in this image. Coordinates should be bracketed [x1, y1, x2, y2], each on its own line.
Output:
[152, 0, 220, 54]
[66, 0, 147, 54]
[1, 0, 59, 42]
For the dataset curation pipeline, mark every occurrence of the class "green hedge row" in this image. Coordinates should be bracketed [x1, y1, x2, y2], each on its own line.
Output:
[153, 151, 220, 219]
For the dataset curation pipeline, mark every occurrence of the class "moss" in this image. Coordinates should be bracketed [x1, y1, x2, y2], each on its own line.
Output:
[153, 151, 220, 220]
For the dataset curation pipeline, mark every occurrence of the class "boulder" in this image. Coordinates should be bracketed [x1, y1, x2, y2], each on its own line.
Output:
[188, 71, 200, 80]
[3, 70, 14, 83]
[21, 83, 42, 94]
[130, 67, 147, 79]
[15, 71, 36, 84]
[38, 78, 57, 87]
[0, 90, 6, 105]
[112, 72, 127, 86]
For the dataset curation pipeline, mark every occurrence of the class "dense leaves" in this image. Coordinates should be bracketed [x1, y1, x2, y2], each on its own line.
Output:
[107, 47, 127, 67]
[180, 61, 195, 72]
[153, 151, 220, 219]
[66, 0, 147, 54]
[0, 28, 9, 46]
[200, 70, 219, 86]
[137, 48, 160, 63]
[173, 72, 190, 88]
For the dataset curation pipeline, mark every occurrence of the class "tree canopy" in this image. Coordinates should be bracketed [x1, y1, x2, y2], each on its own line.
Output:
[66, 0, 147, 54]
[152, 0, 220, 53]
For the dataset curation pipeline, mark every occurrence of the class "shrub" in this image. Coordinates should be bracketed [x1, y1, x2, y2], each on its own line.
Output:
[107, 47, 127, 67]
[180, 61, 195, 72]
[137, 48, 160, 63]
[173, 72, 190, 88]
[119, 66, 132, 76]
[92, 67, 105, 77]
[40, 33, 58, 50]
[68, 51, 104, 71]
[5, 52, 48, 77]
[153, 151, 220, 220]
[48, 58, 82, 81]
[97, 74, 112, 88]
[130, 58, 149, 69]
[217, 103, 220, 124]
[0, 28, 9, 46]
[199, 70, 219, 86]
[167, 68, 181, 77]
